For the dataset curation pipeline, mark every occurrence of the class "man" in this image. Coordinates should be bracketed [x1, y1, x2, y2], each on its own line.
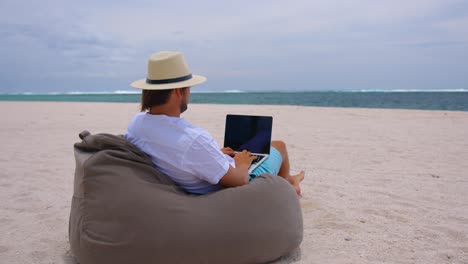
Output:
[125, 51, 304, 195]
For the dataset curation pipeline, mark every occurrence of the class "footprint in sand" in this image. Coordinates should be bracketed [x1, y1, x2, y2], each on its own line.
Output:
[0, 245, 9, 253]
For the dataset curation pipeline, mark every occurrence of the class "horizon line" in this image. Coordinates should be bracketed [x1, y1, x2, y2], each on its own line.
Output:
[1, 88, 468, 95]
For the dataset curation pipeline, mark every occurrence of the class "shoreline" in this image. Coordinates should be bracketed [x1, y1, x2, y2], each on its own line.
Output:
[1, 100, 468, 114]
[0, 102, 467, 263]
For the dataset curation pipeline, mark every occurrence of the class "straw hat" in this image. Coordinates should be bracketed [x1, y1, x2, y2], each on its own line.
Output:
[131, 51, 207, 90]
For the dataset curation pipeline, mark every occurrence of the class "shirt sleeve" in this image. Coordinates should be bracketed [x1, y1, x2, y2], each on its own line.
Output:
[181, 131, 230, 185]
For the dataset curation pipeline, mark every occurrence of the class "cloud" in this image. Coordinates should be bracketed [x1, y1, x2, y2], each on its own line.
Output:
[435, 16, 468, 39]
[0, 0, 467, 92]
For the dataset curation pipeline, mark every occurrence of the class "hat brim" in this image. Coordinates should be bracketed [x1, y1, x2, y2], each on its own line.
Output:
[130, 74, 207, 90]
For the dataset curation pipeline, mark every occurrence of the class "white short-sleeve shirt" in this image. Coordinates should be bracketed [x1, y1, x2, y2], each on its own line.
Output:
[125, 112, 235, 194]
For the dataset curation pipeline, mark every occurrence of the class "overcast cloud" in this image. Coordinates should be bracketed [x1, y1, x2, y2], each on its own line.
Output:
[0, 0, 467, 93]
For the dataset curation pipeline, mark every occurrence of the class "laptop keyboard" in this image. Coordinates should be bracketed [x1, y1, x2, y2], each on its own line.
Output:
[252, 155, 264, 164]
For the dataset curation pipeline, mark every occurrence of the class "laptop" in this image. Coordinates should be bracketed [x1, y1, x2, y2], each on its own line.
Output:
[223, 114, 273, 173]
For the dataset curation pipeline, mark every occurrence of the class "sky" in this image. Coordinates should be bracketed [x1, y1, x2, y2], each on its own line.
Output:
[0, 0, 467, 93]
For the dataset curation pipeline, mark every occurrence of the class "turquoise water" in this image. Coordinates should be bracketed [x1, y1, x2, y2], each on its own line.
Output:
[1, 91, 468, 111]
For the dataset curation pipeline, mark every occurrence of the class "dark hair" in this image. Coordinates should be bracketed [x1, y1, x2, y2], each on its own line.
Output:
[140, 89, 174, 111]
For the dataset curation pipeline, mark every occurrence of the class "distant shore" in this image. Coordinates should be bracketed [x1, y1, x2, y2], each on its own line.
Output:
[0, 102, 467, 263]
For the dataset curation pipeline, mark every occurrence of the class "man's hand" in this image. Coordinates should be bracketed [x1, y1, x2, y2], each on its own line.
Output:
[220, 147, 235, 157]
[234, 150, 256, 168]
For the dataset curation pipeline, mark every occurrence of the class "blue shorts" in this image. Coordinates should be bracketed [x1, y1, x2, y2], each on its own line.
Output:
[249, 147, 282, 181]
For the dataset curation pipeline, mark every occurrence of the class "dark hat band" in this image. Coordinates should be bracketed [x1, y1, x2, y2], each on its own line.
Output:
[146, 74, 192, 85]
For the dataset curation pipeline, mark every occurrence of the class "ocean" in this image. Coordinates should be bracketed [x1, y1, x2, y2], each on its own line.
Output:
[1, 90, 467, 111]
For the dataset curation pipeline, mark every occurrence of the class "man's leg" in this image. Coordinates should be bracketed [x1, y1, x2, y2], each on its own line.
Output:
[271, 140, 305, 196]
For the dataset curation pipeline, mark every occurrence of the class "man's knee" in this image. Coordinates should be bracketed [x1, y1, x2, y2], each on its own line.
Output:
[271, 140, 286, 153]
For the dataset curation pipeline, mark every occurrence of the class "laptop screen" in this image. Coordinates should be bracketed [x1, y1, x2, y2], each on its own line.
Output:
[224, 114, 273, 154]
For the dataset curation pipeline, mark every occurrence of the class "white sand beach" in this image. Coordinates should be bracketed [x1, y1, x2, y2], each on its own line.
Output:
[0, 101, 467, 264]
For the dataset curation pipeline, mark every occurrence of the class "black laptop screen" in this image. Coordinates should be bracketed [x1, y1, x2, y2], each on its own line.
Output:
[224, 115, 272, 154]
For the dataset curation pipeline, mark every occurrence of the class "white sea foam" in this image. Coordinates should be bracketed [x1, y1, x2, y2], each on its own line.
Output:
[112, 90, 140, 94]
[65, 91, 117, 95]
[192, 89, 247, 93]
[349, 89, 468, 93]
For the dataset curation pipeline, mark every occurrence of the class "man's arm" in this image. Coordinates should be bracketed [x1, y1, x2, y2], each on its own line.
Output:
[218, 150, 255, 187]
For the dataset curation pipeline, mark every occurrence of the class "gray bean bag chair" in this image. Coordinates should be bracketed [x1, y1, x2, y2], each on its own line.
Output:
[69, 131, 303, 264]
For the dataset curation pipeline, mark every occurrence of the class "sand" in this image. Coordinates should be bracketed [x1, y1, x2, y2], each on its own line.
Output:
[0, 101, 467, 264]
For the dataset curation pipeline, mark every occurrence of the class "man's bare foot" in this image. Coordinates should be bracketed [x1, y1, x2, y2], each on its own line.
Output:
[288, 171, 305, 196]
